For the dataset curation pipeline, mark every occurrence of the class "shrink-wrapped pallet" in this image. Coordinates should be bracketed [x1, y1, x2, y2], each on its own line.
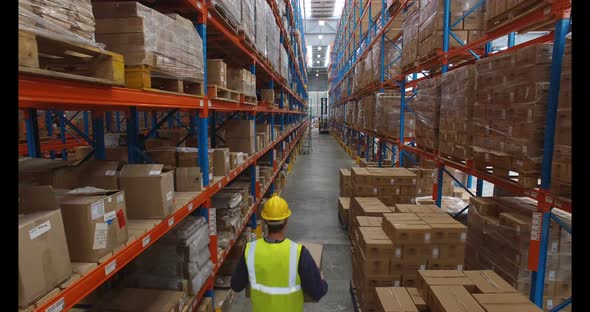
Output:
[375, 92, 415, 138]
[255, 0, 267, 56]
[266, 3, 280, 70]
[409, 76, 441, 151]
[241, 0, 255, 43]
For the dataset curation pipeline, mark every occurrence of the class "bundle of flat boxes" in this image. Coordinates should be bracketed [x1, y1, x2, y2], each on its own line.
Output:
[351, 167, 417, 206]
[411, 76, 441, 152]
[472, 44, 552, 184]
[350, 199, 468, 311]
[466, 197, 571, 311]
[373, 270, 544, 312]
[439, 64, 477, 160]
[551, 42, 571, 198]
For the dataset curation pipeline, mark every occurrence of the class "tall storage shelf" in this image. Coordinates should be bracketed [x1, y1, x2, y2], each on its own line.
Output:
[328, 0, 571, 310]
[18, 0, 308, 311]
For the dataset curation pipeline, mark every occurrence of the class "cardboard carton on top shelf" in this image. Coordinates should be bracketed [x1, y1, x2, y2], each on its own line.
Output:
[175, 167, 203, 192]
[78, 160, 125, 190]
[119, 164, 175, 218]
[18, 158, 80, 188]
[19, 209, 72, 308]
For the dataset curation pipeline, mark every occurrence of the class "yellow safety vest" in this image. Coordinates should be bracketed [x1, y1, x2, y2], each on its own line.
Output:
[244, 238, 304, 312]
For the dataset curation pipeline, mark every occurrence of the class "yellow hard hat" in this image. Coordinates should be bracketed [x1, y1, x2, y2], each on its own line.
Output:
[261, 194, 291, 221]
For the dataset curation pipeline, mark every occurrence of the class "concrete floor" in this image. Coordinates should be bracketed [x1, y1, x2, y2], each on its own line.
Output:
[231, 128, 355, 311]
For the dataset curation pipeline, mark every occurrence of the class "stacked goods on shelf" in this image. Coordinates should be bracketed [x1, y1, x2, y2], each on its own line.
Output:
[119, 164, 175, 218]
[279, 46, 289, 81]
[485, 0, 560, 31]
[411, 76, 441, 152]
[177, 147, 214, 181]
[361, 94, 377, 132]
[227, 67, 256, 97]
[224, 120, 256, 154]
[128, 216, 213, 296]
[266, 2, 280, 71]
[211, 0, 240, 28]
[439, 64, 476, 160]
[212, 148, 231, 177]
[240, 0, 255, 43]
[466, 197, 572, 311]
[255, 0, 267, 57]
[375, 92, 415, 138]
[208, 59, 227, 88]
[372, 36, 402, 82]
[400, 1, 420, 68]
[213, 191, 246, 244]
[417, 0, 484, 62]
[18, 0, 97, 44]
[93, 2, 205, 81]
[551, 42, 571, 198]
[473, 44, 552, 186]
[218, 229, 249, 278]
[408, 166, 454, 197]
[98, 288, 190, 312]
[351, 167, 417, 206]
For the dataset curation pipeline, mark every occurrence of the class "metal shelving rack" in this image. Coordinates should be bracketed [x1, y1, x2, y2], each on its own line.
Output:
[19, 0, 309, 311]
[327, 0, 571, 310]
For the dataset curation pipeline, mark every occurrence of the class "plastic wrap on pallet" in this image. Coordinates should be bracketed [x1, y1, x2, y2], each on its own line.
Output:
[279, 45, 289, 80]
[372, 36, 402, 81]
[400, 3, 420, 68]
[466, 197, 571, 304]
[241, 0, 255, 43]
[227, 67, 256, 96]
[439, 64, 476, 160]
[211, 0, 240, 27]
[375, 92, 415, 138]
[551, 41, 571, 198]
[472, 44, 552, 174]
[255, 0, 267, 57]
[93, 2, 204, 81]
[410, 76, 441, 151]
[18, 0, 101, 47]
[276, 0, 286, 19]
[266, 2, 280, 72]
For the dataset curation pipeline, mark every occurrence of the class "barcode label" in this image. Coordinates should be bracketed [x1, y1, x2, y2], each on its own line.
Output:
[200, 100, 204, 107]
[168, 217, 175, 227]
[530, 212, 542, 241]
[142, 235, 151, 248]
[46, 297, 64, 312]
[188, 203, 194, 211]
[29, 221, 51, 240]
[105, 260, 117, 276]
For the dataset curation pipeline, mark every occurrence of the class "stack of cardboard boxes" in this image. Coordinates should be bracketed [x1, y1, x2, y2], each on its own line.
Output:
[227, 67, 256, 97]
[466, 197, 571, 311]
[551, 42, 571, 198]
[340, 169, 352, 196]
[224, 120, 256, 155]
[351, 167, 417, 206]
[411, 76, 441, 152]
[207, 59, 227, 88]
[375, 92, 416, 139]
[439, 64, 477, 160]
[473, 44, 552, 184]
[400, 0, 420, 68]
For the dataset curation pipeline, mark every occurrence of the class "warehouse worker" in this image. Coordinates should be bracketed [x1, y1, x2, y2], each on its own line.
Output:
[230, 194, 328, 311]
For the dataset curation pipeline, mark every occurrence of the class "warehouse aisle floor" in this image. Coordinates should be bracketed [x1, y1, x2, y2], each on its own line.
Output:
[231, 128, 355, 311]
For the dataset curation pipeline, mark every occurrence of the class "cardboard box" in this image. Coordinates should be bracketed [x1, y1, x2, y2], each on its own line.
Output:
[375, 287, 419, 312]
[301, 242, 323, 302]
[101, 288, 188, 312]
[225, 137, 256, 154]
[402, 245, 431, 263]
[229, 152, 243, 170]
[207, 59, 227, 88]
[19, 209, 72, 307]
[119, 164, 175, 218]
[148, 148, 178, 168]
[175, 167, 203, 192]
[416, 270, 475, 305]
[473, 293, 543, 312]
[359, 227, 395, 259]
[437, 243, 465, 262]
[78, 160, 125, 190]
[18, 158, 80, 188]
[212, 148, 230, 176]
[106, 146, 129, 162]
[430, 286, 485, 312]
[338, 197, 350, 225]
[429, 223, 467, 243]
[464, 270, 518, 294]
[406, 287, 428, 311]
[388, 224, 431, 244]
[261, 89, 274, 102]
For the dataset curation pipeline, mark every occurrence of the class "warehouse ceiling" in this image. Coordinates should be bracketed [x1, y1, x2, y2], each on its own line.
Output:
[302, 0, 341, 73]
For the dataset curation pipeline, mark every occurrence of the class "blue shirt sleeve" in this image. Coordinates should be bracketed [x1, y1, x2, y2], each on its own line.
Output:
[230, 254, 249, 292]
[298, 246, 329, 301]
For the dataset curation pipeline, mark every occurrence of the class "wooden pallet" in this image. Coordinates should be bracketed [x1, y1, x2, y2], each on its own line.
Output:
[486, 0, 553, 33]
[209, 3, 239, 33]
[18, 30, 124, 86]
[208, 85, 240, 102]
[125, 65, 204, 97]
[240, 94, 257, 105]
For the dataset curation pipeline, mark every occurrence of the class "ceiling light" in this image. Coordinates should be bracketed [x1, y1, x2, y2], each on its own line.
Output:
[318, 35, 323, 40]
[319, 20, 325, 26]
[318, 47, 322, 51]
[316, 74, 319, 77]
[317, 60, 320, 64]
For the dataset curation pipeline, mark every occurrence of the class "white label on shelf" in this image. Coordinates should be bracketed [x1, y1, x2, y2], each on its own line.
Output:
[393, 280, 400, 287]
[551, 241, 559, 253]
[460, 232, 467, 241]
[142, 235, 151, 248]
[117, 194, 124, 203]
[530, 212, 542, 241]
[103, 211, 117, 223]
[200, 100, 204, 107]
[166, 191, 173, 201]
[168, 217, 175, 227]
[105, 260, 117, 276]
[149, 170, 161, 176]
[458, 264, 464, 271]
[105, 170, 116, 176]
[432, 247, 439, 258]
[424, 233, 431, 243]
[208, 100, 212, 107]
[395, 248, 401, 258]
[188, 203, 194, 212]
[93, 223, 108, 250]
[218, 182, 222, 189]
[420, 264, 426, 270]
[209, 208, 217, 234]
[45, 297, 64, 312]
[91, 201, 105, 220]
[547, 299, 553, 309]
[29, 221, 51, 240]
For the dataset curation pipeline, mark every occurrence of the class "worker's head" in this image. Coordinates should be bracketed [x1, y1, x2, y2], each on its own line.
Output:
[261, 194, 291, 234]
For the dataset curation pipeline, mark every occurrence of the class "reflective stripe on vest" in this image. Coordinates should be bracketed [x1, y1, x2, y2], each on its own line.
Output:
[246, 239, 302, 295]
